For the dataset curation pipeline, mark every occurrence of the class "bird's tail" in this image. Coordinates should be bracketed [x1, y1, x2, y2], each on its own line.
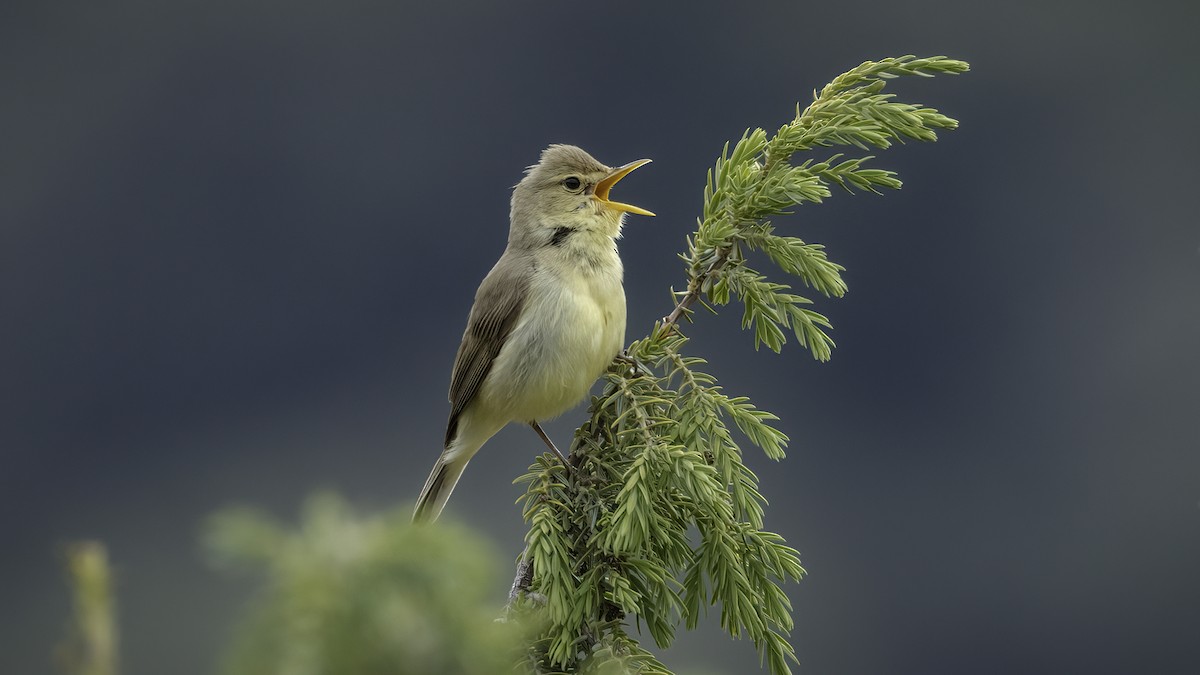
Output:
[413, 413, 503, 522]
[413, 454, 470, 522]
[414, 408, 507, 522]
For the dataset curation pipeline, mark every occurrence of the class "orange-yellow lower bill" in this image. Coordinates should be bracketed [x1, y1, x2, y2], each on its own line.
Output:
[594, 159, 655, 216]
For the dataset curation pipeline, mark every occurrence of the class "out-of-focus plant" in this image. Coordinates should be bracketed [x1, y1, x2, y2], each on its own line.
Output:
[57, 542, 118, 675]
[204, 493, 522, 675]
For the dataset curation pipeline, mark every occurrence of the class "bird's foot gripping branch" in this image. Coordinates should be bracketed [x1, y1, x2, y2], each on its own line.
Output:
[511, 55, 968, 675]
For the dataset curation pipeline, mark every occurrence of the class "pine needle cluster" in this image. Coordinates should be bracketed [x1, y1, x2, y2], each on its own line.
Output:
[513, 56, 968, 675]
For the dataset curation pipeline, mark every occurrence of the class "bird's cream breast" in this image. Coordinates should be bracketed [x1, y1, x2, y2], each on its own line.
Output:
[483, 246, 625, 422]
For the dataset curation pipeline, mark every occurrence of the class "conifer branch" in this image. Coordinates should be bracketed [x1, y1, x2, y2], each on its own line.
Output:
[512, 55, 967, 674]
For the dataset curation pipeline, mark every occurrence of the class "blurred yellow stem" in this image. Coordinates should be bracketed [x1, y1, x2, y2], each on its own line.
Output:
[61, 542, 117, 675]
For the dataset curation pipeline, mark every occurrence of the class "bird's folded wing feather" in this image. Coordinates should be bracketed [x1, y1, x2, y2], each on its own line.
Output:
[444, 254, 531, 447]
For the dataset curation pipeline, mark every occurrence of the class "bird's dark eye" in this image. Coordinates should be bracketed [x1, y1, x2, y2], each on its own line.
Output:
[562, 176, 582, 191]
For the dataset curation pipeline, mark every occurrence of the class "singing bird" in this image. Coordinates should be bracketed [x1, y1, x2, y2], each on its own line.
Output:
[413, 145, 654, 522]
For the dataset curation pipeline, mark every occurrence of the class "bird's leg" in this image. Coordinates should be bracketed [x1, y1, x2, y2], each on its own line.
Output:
[530, 421, 571, 467]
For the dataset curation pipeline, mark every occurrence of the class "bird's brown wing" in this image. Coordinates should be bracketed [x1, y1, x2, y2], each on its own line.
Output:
[444, 254, 531, 447]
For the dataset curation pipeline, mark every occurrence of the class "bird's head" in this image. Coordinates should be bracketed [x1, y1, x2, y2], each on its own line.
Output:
[510, 144, 654, 247]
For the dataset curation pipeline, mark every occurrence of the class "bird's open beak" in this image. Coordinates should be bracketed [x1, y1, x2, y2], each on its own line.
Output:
[594, 159, 655, 216]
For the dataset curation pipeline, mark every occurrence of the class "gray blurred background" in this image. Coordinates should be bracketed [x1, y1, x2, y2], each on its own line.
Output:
[3, 0, 1198, 673]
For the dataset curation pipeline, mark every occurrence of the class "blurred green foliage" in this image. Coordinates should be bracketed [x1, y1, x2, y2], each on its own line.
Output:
[60, 494, 725, 675]
[203, 493, 522, 675]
